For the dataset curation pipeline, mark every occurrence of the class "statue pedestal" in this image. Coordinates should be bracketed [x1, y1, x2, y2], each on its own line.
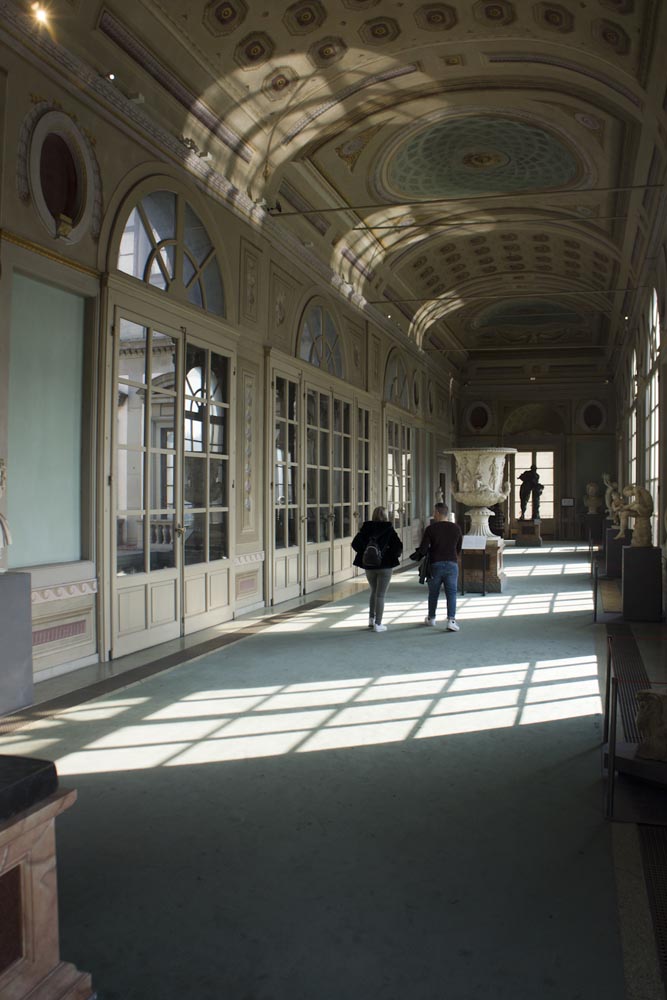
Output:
[0, 572, 33, 715]
[584, 512, 605, 544]
[460, 536, 506, 593]
[605, 527, 631, 578]
[515, 519, 542, 547]
[623, 547, 663, 622]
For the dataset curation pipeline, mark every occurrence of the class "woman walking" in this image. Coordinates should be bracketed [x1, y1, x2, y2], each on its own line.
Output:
[351, 506, 403, 633]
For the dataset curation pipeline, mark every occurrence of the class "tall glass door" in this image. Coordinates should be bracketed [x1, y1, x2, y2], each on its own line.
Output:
[112, 314, 182, 657]
[303, 385, 354, 592]
[386, 417, 413, 551]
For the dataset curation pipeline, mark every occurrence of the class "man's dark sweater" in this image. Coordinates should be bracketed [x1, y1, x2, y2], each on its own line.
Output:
[421, 520, 462, 563]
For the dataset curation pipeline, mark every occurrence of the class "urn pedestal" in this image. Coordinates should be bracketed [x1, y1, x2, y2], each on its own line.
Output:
[444, 447, 517, 593]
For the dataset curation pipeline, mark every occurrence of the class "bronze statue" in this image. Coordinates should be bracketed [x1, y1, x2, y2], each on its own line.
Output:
[518, 464, 544, 520]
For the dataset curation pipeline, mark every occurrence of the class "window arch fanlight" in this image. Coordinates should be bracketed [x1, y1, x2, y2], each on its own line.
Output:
[117, 190, 225, 317]
[297, 301, 344, 377]
[384, 350, 410, 410]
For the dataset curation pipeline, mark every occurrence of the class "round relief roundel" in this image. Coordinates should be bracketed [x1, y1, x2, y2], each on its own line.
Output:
[384, 116, 579, 199]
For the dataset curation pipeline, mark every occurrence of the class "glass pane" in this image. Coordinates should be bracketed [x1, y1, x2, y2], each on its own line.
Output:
[307, 428, 317, 465]
[143, 191, 176, 243]
[160, 245, 175, 280]
[334, 508, 342, 540]
[288, 508, 298, 548]
[209, 512, 227, 561]
[116, 451, 144, 512]
[187, 281, 203, 308]
[307, 509, 317, 543]
[118, 321, 148, 383]
[333, 469, 342, 502]
[319, 507, 330, 542]
[275, 377, 286, 418]
[201, 259, 225, 317]
[275, 465, 286, 504]
[150, 452, 175, 509]
[184, 203, 213, 265]
[209, 458, 226, 506]
[307, 468, 317, 503]
[319, 431, 329, 466]
[183, 253, 195, 288]
[151, 331, 177, 383]
[343, 437, 351, 469]
[150, 516, 175, 570]
[117, 385, 145, 448]
[288, 382, 297, 421]
[343, 471, 351, 503]
[275, 508, 286, 549]
[184, 402, 205, 453]
[287, 465, 297, 504]
[333, 399, 342, 433]
[184, 455, 206, 507]
[186, 346, 206, 395]
[320, 470, 329, 504]
[288, 424, 297, 465]
[117, 515, 144, 575]
[211, 353, 228, 404]
[343, 507, 351, 537]
[307, 390, 317, 425]
[275, 422, 286, 458]
[320, 394, 330, 428]
[210, 407, 227, 454]
[150, 393, 176, 446]
[184, 512, 206, 565]
[536, 451, 553, 468]
[148, 253, 168, 290]
[118, 208, 152, 278]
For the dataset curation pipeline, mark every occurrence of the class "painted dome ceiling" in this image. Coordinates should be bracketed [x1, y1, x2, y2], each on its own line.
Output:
[48, 0, 667, 390]
[384, 117, 580, 199]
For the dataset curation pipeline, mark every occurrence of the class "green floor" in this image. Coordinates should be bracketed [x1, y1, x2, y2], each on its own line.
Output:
[4, 545, 630, 999]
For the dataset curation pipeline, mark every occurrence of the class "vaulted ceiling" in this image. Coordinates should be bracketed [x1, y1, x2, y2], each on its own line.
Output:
[45, 0, 667, 388]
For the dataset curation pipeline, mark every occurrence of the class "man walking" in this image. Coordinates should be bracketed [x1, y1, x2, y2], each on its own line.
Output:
[419, 502, 463, 631]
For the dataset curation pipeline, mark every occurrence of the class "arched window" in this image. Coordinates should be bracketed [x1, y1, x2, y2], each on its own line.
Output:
[645, 290, 661, 541]
[298, 303, 344, 376]
[384, 352, 410, 410]
[117, 191, 225, 316]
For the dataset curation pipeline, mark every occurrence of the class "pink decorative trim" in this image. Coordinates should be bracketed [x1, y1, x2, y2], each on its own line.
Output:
[33, 620, 86, 646]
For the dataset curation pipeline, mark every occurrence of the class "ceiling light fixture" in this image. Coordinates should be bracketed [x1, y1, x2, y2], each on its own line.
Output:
[31, 3, 48, 24]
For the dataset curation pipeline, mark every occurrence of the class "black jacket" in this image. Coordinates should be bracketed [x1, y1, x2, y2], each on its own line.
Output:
[352, 520, 403, 569]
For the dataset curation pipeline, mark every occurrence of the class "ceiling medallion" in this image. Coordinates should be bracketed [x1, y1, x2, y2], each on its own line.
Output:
[234, 32, 274, 68]
[203, 0, 247, 36]
[414, 4, 458, 30]
[473, 1, 515, 25]
[308, 35, 347, 66]
[283, 1, 327, 35]
[592, 18, 630, 54]
[359, 17, 401, 44]
[462, 150, 510, 169]
[262, 67, 298, 101]
[533, 3, 574, 33]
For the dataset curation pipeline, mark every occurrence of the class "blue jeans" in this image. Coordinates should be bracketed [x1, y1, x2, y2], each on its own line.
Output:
[428, 561, 458, 620]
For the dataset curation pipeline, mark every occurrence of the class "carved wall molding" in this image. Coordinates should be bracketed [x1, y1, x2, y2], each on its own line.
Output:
[32, 579, 98, 605]
[234, 551, 265, 566]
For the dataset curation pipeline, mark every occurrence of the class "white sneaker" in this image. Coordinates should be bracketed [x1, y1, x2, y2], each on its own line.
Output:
[368, 617, 375, 629]
[373, 623, 387, 633]
[447, 619, 460, 632]
[424, 617, 436, 626]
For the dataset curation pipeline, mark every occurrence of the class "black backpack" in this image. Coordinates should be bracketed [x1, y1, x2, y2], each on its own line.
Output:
[362, 536, 383, 568]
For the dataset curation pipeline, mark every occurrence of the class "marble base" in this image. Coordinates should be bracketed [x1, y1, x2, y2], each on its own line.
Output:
[460, 537, 506, 593]
[0, 756, 58, 823]
[605, 527, 631, 579]
[515, 520, 542, 546]
[584, 512, 605, 543]
[0, 785, 94, 999]
[622, 546, 663, 622]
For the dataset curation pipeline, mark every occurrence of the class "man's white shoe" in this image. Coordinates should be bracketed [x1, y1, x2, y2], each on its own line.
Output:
[373, 623, 387, 633]
[424, 617, 436, 626]
[368, 618, 375, 629]
[447, 619, 460, 632]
